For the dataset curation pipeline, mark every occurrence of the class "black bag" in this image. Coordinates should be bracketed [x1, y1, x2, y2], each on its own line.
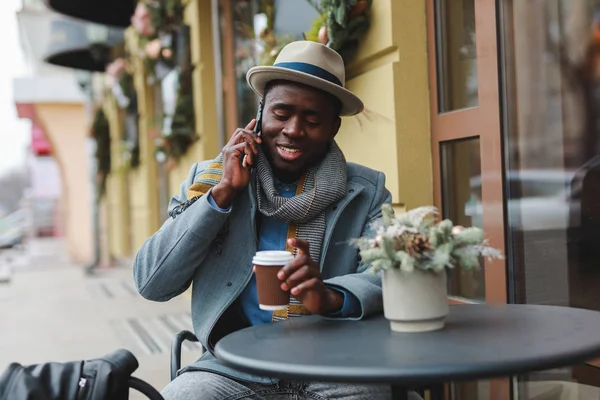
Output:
[0, 349, 164, 400]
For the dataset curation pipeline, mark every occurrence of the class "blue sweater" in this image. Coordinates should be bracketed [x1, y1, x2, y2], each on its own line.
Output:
[208, 180, 360, 324]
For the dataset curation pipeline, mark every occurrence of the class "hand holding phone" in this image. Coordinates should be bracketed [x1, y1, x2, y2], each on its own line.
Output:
[212, 118, 260, 208]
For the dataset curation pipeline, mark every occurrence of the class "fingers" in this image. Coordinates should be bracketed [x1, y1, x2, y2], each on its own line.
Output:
[277, 239, 315, 291]
[271, 239, 321, 293]
[253, 260, 317, 296]
[277, 255, 307, 281]
[242, 142, 254, 167]
[289, 278, 320, 297]
[227, 119, 262, 153]
[242, 151, 252, 168]
[232, 131, 260, 155]
[224, 142, 254, 167]
[288, 238, 310, 257]
[278, 252, 321, 291]
[245, 119, 257, 130]
[281, 264, 317, 293]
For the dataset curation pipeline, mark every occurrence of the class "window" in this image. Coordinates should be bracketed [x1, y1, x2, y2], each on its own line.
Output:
[435, 0, 479, 112]
[440, 137, 485, 301]
[500, 0, 600, 396]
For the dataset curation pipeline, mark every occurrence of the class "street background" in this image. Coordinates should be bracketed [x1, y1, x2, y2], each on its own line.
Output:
[2, 0, 600, 398]
[0, 237, 203, 393]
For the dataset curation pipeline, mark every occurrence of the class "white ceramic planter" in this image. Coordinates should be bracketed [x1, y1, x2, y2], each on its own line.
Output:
[382, 268, 449, 333]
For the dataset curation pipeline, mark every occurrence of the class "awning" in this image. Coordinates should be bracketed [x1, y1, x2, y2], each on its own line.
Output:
[44, 0, 135, 28]
[44, 19, 125, 72]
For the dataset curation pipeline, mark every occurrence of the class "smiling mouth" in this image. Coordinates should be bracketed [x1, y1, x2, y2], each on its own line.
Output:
[276, 144, 303, 161]
[278, 145, 300, 154]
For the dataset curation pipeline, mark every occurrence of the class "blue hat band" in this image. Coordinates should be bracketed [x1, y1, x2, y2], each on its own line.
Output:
[273, 62, 343, 87]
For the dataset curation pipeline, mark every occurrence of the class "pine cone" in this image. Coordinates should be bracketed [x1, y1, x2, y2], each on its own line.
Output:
[392, 236, 404, 251]
[406, 234, 431, 257]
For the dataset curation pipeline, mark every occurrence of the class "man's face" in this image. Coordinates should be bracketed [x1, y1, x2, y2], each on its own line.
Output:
[260, 81, 342, 182]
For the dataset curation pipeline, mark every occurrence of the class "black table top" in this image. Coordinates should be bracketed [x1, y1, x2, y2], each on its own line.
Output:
[215, 304, 600, 385]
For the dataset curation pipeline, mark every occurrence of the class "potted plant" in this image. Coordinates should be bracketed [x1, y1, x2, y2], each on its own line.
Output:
[353, 204, 503, 333]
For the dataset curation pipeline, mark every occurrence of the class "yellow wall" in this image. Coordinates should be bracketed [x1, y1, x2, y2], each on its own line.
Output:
[35, 103, 93, 264]
[337, 0, 433, 210]
[167, 0, 220, 197]
[103, 96, 131, 258]
[127, 30, 161, 253]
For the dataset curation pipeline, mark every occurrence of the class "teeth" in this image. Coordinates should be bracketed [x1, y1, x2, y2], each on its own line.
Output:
[279, 146, 300, 154]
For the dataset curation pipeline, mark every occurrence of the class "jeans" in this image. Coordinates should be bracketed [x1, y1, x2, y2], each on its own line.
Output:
[161, 371, 423, 400]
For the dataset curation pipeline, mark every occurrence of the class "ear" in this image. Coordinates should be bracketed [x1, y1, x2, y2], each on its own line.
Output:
[331, 116, 342, 140]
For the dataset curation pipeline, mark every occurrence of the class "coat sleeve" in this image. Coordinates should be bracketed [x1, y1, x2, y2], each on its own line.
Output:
[322, 171, 392, 320]
[133, 162, 231, 302]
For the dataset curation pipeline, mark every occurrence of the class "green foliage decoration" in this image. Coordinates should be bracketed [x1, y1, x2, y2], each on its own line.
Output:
[306, 0, 372, 64]
[352, 204, 504, 274]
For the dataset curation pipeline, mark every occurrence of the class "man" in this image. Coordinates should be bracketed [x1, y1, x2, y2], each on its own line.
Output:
[134, 41, 419, 399]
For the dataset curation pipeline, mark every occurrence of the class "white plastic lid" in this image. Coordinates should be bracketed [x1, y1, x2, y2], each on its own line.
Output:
[252, 250, 294, 266]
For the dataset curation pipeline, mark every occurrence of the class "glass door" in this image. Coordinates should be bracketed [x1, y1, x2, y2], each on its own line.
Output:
[498, 0, 600, 398]
[427, 0, 509, 398]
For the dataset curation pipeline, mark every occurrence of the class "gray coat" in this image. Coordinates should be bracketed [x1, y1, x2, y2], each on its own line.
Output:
[133, 160, 392, 381]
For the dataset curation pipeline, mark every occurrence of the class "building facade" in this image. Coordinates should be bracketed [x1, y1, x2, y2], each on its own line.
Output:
[14, 0, 95, 263]
[37, 0, 600, 398]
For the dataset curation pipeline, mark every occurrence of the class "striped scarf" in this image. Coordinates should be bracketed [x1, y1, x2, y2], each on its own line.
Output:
[186, 142, 348, 321]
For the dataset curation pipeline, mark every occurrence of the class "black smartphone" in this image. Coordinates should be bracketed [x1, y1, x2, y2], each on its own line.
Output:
[243, 101, 264, 169]
[254, 100, 264, 137]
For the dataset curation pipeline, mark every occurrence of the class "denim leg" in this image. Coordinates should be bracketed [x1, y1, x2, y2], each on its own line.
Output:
[161, 371, 295, 400]
[301, 382, 423, 400]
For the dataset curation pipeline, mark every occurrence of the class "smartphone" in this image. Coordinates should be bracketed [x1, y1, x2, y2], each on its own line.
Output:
[254, 100, 264, 137]
[243, 101, 264, 169]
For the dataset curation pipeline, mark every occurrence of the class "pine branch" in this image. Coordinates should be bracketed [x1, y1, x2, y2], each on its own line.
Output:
[351, 204, 503, 275]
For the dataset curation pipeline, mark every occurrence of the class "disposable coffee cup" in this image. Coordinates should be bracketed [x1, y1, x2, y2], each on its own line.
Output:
[253, 250, 294, 310]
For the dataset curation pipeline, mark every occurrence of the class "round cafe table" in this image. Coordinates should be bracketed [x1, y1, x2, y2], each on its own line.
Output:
[215, 304, 600, 400]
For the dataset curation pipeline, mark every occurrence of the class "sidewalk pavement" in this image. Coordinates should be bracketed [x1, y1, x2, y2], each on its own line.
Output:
[0, 238, 203, 396]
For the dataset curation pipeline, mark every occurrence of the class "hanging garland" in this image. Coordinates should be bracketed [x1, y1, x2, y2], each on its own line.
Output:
[119, 72, 141, 169]
[105, 58, 141, 170]
[154, 25, 198, 164]
[305, 0, 372, 64]
[91, 108, 111, 196]
[304, 0, 390, 131]
[130, 0, 197, 163]
[146, 0, 184, 32]
[155, 62, 198, 164]
[130, 1, 157, 78]
[251, 0, 373, 67]
[130, 0, 187, 82]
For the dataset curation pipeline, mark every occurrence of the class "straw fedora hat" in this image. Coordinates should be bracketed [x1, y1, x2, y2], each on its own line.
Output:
[246, 41, 364, 116]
